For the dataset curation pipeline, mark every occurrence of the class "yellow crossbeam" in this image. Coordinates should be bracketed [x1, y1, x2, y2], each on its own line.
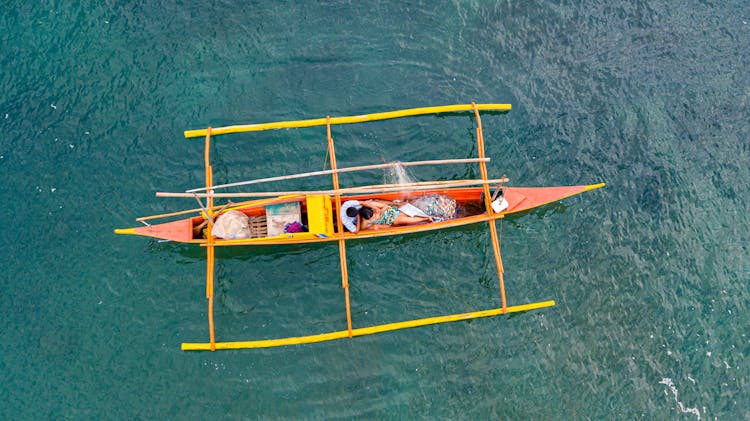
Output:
[184, 103, 512, 138]
[181, 300, 555, 351]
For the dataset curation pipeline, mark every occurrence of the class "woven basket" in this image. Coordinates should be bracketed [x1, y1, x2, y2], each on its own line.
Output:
[248, 215, 267, 238]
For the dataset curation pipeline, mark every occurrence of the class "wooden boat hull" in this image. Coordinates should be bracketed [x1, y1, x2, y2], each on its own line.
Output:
[115, 184, 605, 245]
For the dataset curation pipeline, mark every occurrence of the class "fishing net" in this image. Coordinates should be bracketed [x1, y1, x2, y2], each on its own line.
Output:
[410, 194, 457, 222]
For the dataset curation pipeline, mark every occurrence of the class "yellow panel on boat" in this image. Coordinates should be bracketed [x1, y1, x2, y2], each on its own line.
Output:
[306, 195, 334, 237]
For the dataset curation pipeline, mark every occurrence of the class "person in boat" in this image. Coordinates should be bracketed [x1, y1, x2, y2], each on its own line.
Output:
[340, 200, 362, 233]
[358, 199, 432, 230]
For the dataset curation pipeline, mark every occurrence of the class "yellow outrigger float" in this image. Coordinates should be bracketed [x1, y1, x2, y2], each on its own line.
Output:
[116, 103, 604, 351]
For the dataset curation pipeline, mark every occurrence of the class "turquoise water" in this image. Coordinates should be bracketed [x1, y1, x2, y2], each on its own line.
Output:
[2, 1, 748, 418]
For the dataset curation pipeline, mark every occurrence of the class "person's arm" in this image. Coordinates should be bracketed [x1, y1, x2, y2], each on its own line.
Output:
[359, 214, 388, 231]
[363, 200, 389, 211]
[381, 199, 408, 206]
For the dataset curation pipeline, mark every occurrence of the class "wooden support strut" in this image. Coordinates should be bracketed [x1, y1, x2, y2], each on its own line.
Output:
[204, 127, 216, 351]
[472, 103, 507, 313]
[135, 196, 295, 223]
[327, 117, 353, 337]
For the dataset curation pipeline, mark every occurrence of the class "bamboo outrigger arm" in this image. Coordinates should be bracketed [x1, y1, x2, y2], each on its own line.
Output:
[472, 102, 508, 312]
[325, 116, 354, 338]
[203, 127, 217, 351]
[183, 103, 512, 138]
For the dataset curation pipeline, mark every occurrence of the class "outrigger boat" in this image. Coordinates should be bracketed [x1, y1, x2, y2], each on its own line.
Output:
[115, 103, 604, 351]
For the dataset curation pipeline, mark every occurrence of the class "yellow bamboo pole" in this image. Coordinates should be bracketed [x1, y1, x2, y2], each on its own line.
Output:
[472, 102, 507, 312]
[135, 196, 302, 222]
[184, 103, 512, 138]
[180, 300, 555, 350]
[327, 117, 353, 337]
[204, 127, 216, 351]
[156, 178, 511, 199]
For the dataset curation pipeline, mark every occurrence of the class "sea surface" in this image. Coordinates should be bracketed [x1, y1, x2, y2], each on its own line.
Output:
[1, 1, 748, 419]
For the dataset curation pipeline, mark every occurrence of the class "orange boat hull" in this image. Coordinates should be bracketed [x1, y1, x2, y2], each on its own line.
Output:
[117, 184, 604, 245]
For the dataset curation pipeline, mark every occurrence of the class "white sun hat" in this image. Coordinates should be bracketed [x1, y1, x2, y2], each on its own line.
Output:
[340, 200, 362, 232]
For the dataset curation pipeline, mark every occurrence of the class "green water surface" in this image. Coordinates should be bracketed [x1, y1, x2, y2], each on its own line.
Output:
[1, 1, 748, 419]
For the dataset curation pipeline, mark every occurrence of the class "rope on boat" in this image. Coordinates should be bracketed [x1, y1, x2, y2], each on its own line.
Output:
[322, 141, 329, 172]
